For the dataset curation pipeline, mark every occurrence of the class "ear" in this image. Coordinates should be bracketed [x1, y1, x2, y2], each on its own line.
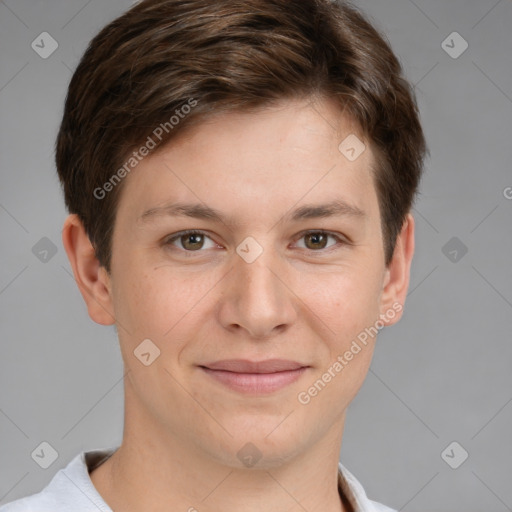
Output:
[378, 213, 415, 326]
[61, 214, 116, 326]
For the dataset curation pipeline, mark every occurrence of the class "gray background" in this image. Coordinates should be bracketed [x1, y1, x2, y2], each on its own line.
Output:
[1, 0, 511, 510]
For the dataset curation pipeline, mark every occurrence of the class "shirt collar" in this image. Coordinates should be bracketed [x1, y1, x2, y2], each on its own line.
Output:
[338, 462, 388, 512]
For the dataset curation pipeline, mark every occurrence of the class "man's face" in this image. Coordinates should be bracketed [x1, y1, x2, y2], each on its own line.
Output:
[100, 97, 404, 467]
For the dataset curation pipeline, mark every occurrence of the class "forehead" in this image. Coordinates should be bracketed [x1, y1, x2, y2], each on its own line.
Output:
[115, 97, 379, 227]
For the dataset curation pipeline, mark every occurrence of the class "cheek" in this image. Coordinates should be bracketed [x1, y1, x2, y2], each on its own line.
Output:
[296, 270, 381, 413]
[112, 264, 217, 346]
[301, 262, 383, 341]
[110, 262, 171, 340]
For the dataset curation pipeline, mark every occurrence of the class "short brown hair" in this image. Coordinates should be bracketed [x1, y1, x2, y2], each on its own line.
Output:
[56, 0, 428, 272]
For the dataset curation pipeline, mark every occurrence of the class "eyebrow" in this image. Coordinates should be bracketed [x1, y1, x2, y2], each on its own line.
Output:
[138, 199, 366, 226]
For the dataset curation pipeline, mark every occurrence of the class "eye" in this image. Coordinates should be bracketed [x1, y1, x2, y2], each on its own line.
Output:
[164, 230, 218, 251]
[163, 229, 347, 254]
[294, 230, 344, 251]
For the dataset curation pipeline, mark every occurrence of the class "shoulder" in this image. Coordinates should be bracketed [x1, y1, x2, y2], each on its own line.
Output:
[0, 449, 115, 512]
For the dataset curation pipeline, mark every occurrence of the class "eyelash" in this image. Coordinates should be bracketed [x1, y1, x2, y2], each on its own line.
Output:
[163, 229, 349, 255]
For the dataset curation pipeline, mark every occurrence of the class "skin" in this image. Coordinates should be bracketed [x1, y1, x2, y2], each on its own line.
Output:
[62, 96, 415, 512]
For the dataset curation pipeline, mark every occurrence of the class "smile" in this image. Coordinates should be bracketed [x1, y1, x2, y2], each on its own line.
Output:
[199, 359, 309, 394]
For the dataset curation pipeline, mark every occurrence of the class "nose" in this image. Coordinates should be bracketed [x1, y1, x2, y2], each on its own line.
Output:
[217, 243, 298, 339]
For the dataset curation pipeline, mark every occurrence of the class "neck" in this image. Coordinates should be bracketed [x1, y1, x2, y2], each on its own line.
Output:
[90, 381, 349, 512]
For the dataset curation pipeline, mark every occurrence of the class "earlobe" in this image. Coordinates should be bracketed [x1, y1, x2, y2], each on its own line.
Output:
[61, 214, 116, 326]
[379, 213, 415, 326]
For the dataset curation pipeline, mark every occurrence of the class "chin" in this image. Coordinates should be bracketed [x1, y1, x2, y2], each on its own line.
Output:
[199, 420, 308, 469]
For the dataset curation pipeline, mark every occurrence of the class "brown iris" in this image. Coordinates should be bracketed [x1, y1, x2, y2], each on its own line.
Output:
[303, 232, 328, 250]
[180, 233, 205, 251]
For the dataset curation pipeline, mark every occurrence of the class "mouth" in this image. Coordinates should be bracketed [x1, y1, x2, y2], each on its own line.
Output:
[198, 359, 309, 394]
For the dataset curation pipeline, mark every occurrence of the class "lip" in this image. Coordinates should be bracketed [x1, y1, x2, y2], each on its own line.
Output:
[199, 359, 309, 394]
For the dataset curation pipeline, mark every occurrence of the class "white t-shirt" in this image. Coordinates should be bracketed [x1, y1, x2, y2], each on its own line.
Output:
[0, 447, 396, 512]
